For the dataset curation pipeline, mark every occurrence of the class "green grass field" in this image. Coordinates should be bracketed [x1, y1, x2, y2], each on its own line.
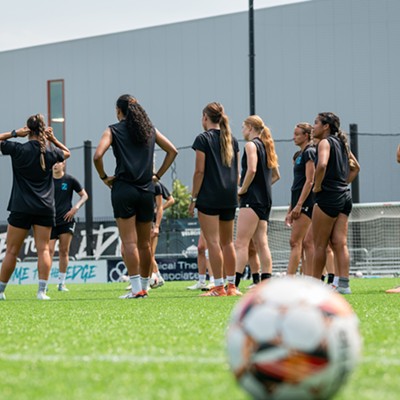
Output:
[1, 278, 400, 400]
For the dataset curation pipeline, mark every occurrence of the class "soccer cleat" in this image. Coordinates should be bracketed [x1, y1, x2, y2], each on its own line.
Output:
[125, 284, 132, 291]
[385, 286, 400, 294]
[187, 281, 208, 290]
[0, 292, 5, 301]
[200, 285, 227, 297]
[201, 282, 215, 291]
[150, 277, 165, 289]
[119, 290, 148, 299]
[37, 291, 51, 300]
[247, 283, 257, 290]
[336, 286, 352, 295]
[226, 283, 243, 296]
[58, 284, 69, 292]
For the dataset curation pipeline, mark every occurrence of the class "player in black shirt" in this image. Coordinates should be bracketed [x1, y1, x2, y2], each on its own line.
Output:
[189, 102, 240, 297]
[312, 112, 360, 294]
[234, 115, 280, 292]
[0, 114, 70, 301]
[285, 123, 315, 276]
[49, 161, 88, 292]
[93, 94, 177, 299]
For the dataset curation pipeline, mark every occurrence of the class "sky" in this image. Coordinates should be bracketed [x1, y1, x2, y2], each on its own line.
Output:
[0, 0, 309, 52]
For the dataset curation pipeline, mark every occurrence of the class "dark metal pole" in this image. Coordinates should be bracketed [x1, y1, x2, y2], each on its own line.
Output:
[349, 123, 360, 203]
[84, 140, 94, 256]
[249, 0, 256, 115]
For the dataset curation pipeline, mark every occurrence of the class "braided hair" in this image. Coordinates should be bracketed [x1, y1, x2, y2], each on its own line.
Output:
[27, 114, 46, 171]
[116, 94, 154, 145]
[203, 102, 233, 167]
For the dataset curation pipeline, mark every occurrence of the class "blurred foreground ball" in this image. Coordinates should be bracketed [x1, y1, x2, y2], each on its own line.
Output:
[226, 276, 362, 400]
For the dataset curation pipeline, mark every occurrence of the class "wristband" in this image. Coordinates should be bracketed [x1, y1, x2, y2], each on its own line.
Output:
[190, 196, 197, 203]
[100, 174, 108, 180]
[11, 130, 17, 138]
[154, 173, 161, 180]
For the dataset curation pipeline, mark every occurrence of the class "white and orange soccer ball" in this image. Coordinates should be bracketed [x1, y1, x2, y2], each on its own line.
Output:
[226, 276, 362, 400]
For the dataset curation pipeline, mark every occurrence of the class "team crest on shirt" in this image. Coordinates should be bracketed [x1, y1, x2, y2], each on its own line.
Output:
[61, 183, 68, 191]
[296, 154, 302, 165]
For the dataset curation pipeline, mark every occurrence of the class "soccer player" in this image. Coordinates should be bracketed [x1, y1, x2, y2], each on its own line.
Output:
[189, 102, 240, 296]
[234, 116, 280, 294]
[49, 161, 88, 292]
[93, 94, 177, 299]
[285, 123, 315, 276]
[311, 112, 360, 294]
[0, 115, 70, 300]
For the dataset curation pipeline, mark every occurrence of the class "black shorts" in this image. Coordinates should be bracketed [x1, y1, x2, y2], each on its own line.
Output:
[112, 180, 154, 222]
[196, 206, 236, 221]
[51, 222, 76, 240]
[315, 191, 352, 218]
[239, 203, 271, 221]
[8, 211, 55, 230]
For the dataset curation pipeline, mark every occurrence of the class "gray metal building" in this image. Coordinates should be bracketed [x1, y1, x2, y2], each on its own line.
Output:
[0, 0, 399, 220]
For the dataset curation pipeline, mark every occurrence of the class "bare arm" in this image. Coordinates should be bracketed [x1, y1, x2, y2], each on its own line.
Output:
[45, 127, 70, 160]
[291, 160, 314, 220]
[93, 128, 114, 188]
[163, 195, 175, 210]
[188, 150, 205, 217]
[397, 145, 400, 163]
[153, 129, 178, 181]
[238, 142, 257, 195]
[347, 151, 360, 184]
[313, 139, 330, 193]
[152, 194, 163, 238]
[63, 188, 89, 222]
[271, 166, 280, 185]
[0, 127, 30, 142]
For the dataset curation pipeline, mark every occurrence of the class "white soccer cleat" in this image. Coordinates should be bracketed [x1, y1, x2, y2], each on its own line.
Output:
[150, 277, 165, 289]
[336, 286, 352, 295]
[186, 281, 208, 290]
[0, 292, 6, 301]
[58, 284, 69, 292]
[37, 291, 51, 300]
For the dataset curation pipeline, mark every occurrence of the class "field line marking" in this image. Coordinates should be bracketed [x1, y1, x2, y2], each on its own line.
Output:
[0, 353, 226, 364]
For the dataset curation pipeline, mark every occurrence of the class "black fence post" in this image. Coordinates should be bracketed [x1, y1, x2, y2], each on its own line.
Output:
[249, 0, 256, 115]
[84, 140, 94, 256]
[349, 123, 360, 203]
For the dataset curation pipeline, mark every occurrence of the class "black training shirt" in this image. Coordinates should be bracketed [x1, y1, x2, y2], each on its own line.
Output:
[315, 135, 349, 192]
[1, 140, 64, 216]
[54, 174, 83, 225]
[192, 129, 239, 209]
[239, 137, 272, 207]
[110, 119, 155, 192]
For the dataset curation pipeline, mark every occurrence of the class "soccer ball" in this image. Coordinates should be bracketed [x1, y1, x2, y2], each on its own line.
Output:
[226, 276, 362, 400]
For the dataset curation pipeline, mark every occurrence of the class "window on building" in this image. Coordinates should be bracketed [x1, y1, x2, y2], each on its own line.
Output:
[47, 79, 65, 143]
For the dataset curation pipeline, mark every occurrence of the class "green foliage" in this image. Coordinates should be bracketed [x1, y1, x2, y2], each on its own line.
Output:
[164, 179, 191, 219]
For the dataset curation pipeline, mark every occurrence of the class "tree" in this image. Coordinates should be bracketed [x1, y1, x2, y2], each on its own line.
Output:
[164, 179, 191, 219]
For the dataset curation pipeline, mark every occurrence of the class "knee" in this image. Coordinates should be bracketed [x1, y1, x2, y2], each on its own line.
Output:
[289, 238, 302, 250]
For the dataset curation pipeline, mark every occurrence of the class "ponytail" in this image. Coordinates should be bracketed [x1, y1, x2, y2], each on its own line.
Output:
[244, 115, 279, 169]
[27, 114, 47, 171]
[203, 102, 234, 167]
[219, 113, 234, 167]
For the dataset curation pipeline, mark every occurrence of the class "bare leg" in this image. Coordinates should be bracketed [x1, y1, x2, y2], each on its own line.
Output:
[287, 214, 311, 275]
[33, 225, 53, 280]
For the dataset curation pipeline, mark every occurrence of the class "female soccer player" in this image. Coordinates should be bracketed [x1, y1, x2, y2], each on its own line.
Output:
[311, 112, 360, 294]
[49, 161, 88, 292]
[234, 115, 280, 294]
[93, 94, 177, 299]
[189, 102, 239, 296]
[0, 115, 70, 300]
[285, 123, 315, 275]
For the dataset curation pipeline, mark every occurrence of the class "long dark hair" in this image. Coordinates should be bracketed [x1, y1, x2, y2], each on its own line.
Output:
[116, 94, 154, 145]
[203, 102, 233, 167]
[318, 112, 351, 161]
[27, 114, 46, 171]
